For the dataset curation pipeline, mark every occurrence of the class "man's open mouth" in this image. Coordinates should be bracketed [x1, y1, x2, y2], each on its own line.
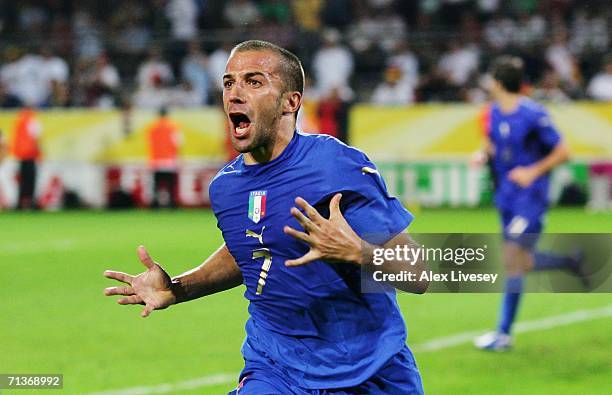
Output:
[229, 112, 252, 137]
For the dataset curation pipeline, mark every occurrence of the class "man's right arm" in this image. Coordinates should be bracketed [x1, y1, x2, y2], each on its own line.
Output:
[104, 244, 242, 317]
[171, 244, 243, 304]
[470, 136, 494, 167]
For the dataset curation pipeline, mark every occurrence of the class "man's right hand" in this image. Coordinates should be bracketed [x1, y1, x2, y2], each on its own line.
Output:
[469, 150, 488, 167]
[104, 246, 176, 317]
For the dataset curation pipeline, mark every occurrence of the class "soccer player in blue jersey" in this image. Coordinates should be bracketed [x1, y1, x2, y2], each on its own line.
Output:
[472, 56, 585, 351]
[104, 40, 428, 394]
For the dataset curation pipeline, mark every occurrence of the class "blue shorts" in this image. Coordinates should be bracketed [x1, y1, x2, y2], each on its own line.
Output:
[500, 208, 545, 250]
[228, 345, 424, 395]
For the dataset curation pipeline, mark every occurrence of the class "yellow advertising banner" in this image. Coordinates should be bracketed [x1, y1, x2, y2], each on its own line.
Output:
[350, 102, 612, 161]
[0, 108, 227, 162]
[0, 102, 610, 162]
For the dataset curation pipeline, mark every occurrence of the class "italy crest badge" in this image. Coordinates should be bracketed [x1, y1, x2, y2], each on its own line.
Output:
[248, 191, 267, 223]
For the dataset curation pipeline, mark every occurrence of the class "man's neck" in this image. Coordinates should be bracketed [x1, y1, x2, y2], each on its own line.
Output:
[496, 92, 522, 114]
[244, 123, 295, 165]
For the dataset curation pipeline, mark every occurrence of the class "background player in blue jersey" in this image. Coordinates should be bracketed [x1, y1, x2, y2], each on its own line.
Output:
[472, 56, 586, 351]
[104, 40, 429, 394]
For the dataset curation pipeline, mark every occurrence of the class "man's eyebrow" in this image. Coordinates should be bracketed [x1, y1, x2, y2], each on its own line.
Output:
[243, 71, 266, 79]
[223, 71, 267, 80]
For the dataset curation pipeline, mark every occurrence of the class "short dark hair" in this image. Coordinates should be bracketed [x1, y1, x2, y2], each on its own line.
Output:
[231, 40, 305, 96]
[490, 56, 524, 93]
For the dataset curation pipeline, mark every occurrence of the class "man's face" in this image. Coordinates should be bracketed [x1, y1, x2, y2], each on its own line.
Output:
[223, 50, 286, 153]
[485, 76, 504, 98]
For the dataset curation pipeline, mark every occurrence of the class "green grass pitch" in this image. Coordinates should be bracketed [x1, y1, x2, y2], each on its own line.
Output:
[0, 208, 610, 394]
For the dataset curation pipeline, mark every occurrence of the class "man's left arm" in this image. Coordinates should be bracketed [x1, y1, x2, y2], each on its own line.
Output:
[508, 141, 570, 188]
[283, 194, 428, 294]
[508, 110, 570, 188]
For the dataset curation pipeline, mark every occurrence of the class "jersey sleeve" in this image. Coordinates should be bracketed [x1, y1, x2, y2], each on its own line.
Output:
[533, 107, 562, 149]
[315, 145, 413, 246]
[208, 170, 225, 227]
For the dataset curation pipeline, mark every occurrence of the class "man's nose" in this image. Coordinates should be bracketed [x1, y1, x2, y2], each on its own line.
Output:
[229, 94, 245, 104]
[227, 83, 246, 104]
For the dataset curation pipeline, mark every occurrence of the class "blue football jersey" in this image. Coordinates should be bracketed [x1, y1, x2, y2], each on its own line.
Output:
[486, 98, 562, 211]
[209, 131, 413, 388]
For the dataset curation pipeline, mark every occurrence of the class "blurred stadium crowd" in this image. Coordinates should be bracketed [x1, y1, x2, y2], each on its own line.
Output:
[0, 0, 611, 110]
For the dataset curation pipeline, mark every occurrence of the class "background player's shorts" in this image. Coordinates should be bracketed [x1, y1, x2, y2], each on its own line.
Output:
[228, 345, 424, 395]
[500, 208, 545, 250]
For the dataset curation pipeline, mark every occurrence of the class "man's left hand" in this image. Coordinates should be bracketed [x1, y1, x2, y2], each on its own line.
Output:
[284, 193, 363, 267]
[508, 165, 540, 188]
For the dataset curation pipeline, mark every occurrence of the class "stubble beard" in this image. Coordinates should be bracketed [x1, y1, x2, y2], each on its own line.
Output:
[233, 96, 283, 155]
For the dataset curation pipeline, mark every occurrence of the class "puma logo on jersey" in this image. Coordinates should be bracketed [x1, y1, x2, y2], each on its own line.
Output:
[246, 226, 266, 245]
[361, 166, 379, 175]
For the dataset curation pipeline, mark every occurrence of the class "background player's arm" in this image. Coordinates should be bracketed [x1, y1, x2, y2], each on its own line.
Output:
[471, 105, 494, 167]
[532, 140, 570, 174]
[508, 140, 570, 188]
[471, 138, 494, 167]
[509, 109, 569, 188]
[284, 194, 428, 294]
[104, 244, 242, 317]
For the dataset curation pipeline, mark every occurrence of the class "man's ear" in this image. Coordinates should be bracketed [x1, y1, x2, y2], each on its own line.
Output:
[283, 91, 302, 115]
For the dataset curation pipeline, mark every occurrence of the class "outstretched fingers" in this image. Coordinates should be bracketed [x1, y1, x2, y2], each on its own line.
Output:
[103, 270, 134, 285]
[104, 285, 135, 296]
[295, 197, 324, 224]
[285, 250, 320, 267]
[328, 193, 343, 218]
[283, 225, 312, 244]
[290, 207, 316, 232]
[141, 304, 155, 318]
[137, 245, 155, 269]
[117, 295, 144, 305]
